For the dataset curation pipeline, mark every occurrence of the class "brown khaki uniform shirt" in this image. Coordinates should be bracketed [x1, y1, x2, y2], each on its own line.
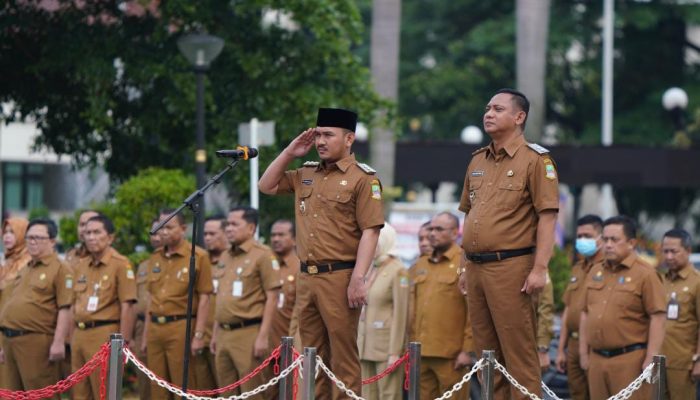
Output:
[410, 244, 472, 358]
[276, 154, 385, 263]
[146, 241, 212, 316]
[661, 264, 700, 370]
[562, 251, 604, 335]
[135, 260, 150, 318]
[583, 253, 666, 350]
[214, 239, 281, 323]
[458, 135, 559, 253]
[72, 247, 137, 323]
[536, 276, 554, 349]
[273, 252, 301, 327]
[65, 244, 89, 271]
[0, 253, 73, 334]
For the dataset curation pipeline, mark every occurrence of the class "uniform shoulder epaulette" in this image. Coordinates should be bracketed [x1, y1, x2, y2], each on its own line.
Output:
[356, 162, 376, 175]
[471, 146, 488, 156]
[527, 143, 550, 155]
[303, 161, 319, 167]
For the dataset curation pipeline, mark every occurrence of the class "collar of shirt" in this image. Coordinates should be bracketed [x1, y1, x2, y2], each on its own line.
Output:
[89, 247, 116, 268]
[605, 252, 639, 271]
[161, 240, 191, 258]
[583, 250, 605, 272]
[485, 134, 526, 159]
[665, 262, 694, 281]
[29, 253, 57, 268]
[319, 153, 356, 173]
[278, 252, 297, 268]
[231, 238, 255, 255]
[429, 243, 460, 264]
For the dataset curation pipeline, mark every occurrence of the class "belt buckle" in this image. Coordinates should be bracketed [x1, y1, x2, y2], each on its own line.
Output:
[222, 324, 231, 330]
[157, 316, 167, 324]
[78, 322, 86, 330]
[307, 265, 318, 274]
[571, 331, 579, 339]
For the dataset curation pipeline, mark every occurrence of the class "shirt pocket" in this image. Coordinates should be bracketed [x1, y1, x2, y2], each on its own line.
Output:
[326, 190, 354, 215]
[29, 273, 50, 292]
[297, 187, 313, 216]
[613, 284, 640, 312]
[497, 178, 525, 210]
[147, 270, 163, 292]
[437, 273, 460, 298]
[586, 281, 606, 305]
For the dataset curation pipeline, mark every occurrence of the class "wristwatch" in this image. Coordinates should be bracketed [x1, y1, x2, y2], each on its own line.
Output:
[194, 331, 204, 340]
[537, 346, 548, 354]
[692, 354, 700, 363]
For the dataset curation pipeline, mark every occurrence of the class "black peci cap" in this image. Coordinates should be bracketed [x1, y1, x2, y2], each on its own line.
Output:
[316, 108, 358, 132]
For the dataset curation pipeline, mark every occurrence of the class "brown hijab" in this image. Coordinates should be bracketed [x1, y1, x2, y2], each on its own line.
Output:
[1, 217, 31, 287]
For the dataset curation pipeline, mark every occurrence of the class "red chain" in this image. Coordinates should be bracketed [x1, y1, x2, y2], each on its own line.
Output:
[99, 345, 108, 400]
[403, 357, 410, 390]
[186, 346, 282, 396]
[361, 353, 410, 385]
[292, 349, 300, 400]
[0, 343, 110, 400]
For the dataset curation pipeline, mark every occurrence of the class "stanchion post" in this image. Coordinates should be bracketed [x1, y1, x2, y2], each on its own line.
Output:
[302, 347, 317, 400]
[651, 355, 666, 400]
[278, 337, 294, 400]
[481, 350, 495, 400]
[108, 333, 124, 400]
[408, 342, 421, 400]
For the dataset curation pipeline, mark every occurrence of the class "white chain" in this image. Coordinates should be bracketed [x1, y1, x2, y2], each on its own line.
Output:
[493, 360, 543, 400]
[541, 381, 562, 400]
[432, 358, 486, 400]
[124, 347, 303, 400]
[315, 355, 366, 400]
[606, 362, 655, 400]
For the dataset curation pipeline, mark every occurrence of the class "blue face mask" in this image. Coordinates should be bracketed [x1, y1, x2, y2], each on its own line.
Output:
[575, 238, 598, 257]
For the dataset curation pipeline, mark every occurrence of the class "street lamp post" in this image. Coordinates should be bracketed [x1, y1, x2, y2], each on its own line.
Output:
[662, 87, 690, 147]
[177, 33, 224, 244]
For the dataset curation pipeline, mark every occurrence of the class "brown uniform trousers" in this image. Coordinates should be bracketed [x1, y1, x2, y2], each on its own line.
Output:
[145, 241, 213, 399]
[214, 239, 281, 398]
[64, 245, 89, 393]
[411, 245, 472, 400]
[584, 254, 666, 400]
[358, 258, 409, 400]
[661, 263, 700, 400]
[0, 253, 72, 398]
[561, 253, 601, 400]
[192, 254, 220, 392]
[133, 261, 150, 399]
[276, 154, 385, 400]
[71, 247, 137, 400]
[459, 136, 560, 400]
[268, 253, 300, 400]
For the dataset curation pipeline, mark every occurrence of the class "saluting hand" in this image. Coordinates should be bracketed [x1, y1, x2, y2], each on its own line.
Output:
[521, 267, 546, 294]
[284, 129, 317, 158]
[347, 275, 368, 309]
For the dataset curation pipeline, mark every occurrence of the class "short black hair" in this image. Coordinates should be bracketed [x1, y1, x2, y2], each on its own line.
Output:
[159, 208, 185, 225]
[87, 214, 115, 234]
[577, 214, 603, 233]
[495, 88, 530, 128]
[229, 206, 259, 228]
[27, 218, 58, 239]
[435, 212, 460, 229]
[420, 221, 431, 229]
[603, 215, 637, 241]
[663, 228, 692, 250]
[205, 214, 227, 230]
[272, 219, 295, 238]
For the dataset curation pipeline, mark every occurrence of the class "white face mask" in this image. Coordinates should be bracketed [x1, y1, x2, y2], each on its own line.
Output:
[575, 238, 598, 257]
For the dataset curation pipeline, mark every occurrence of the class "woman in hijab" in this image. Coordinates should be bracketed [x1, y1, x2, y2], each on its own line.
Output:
[358, 222, 410, 400]
[0, 217, 31, 385]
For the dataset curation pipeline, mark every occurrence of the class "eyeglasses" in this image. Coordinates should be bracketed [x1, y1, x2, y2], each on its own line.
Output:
[26, 235, 50, 242]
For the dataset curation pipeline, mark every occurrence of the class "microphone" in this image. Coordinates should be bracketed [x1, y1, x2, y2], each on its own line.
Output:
[215, 146, 259, 160]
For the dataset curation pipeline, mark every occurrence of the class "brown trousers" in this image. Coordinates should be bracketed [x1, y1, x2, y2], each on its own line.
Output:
[466, 255, 541, 400]
[666, 368, 696, 400]
[2, 332, 60, 399]
[71, 323, 118, 400]
[566, 337, 589, 400]
[132, 318, 151, 399]
[361, 359, 404, 400]
[193, 347, 217, 390]
[146, 319, 194, 400]
[297, 268, 361, 400]
[214, 324, 265, 399]
[588, 349, 650, 400]
[419, 357, 469, 400]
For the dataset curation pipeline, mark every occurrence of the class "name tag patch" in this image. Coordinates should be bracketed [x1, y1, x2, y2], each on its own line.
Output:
[302, 179, 313, 185]
[471, 170, 484, 177]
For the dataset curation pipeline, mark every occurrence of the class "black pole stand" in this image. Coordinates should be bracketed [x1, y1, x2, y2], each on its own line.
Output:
[150, 159, 240, 392]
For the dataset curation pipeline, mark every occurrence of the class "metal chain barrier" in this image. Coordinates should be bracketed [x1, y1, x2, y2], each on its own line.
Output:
[361, 353, 409, 385]
[315, 355, 365, 400]
[431, 359, 486, 400]
[606, 362, 655, 400]
[0, 343, 110, 400]
[541, 381, 562, 400]
[124, 346, 303, 400]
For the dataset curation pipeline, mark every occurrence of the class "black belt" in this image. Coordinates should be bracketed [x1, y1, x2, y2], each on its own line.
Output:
[301, 261, 355, 274]
[151, 315, 191, 324]
[137, 314, 145, 322]
[2, 328, 34, 338]
[593, 343, 647, 358]
[75, 320, 119, 330]
[219, 318, 263, 331]
[466, 247, 535, 263]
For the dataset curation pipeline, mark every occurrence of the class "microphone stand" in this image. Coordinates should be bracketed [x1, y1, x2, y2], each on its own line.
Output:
[150, 158, 240, 393]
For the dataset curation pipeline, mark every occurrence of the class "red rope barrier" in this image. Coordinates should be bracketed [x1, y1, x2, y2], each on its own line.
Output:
[361, 353, 410, 385]
[185, 346, 282, 396]
[0, 343, 110, 400]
